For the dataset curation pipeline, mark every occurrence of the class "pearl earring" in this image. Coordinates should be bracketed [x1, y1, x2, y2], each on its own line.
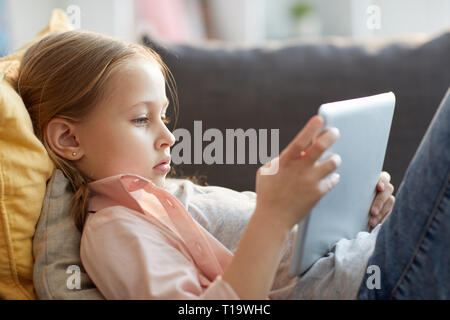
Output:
[72, 152, 77, 157]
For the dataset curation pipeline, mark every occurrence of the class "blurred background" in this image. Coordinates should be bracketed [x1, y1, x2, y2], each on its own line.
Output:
[1, 0, 450, 55]
[1, 0, 450, 192]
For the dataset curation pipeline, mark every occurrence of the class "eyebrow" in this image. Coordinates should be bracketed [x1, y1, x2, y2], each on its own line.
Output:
[128, 99, 169, 111]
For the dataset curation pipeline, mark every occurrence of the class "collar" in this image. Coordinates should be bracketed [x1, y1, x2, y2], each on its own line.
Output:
[86, 174, 232, 280]
[87, 174, 158, 213]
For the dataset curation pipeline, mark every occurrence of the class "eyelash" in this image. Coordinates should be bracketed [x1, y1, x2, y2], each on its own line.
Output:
[133, 115, 171, 126]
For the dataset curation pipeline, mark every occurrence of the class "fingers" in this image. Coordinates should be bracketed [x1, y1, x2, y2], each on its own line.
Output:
[369, 195, 395, 227]
[370, 171, 395, 228]
[315, 153, 342, 180]
[302, 126, 341, 192]
[303, 127, 340, 165]
[371, 183, 394, 215]
[281, 115, 324, 162]
[380, 195, 395, 222]
[377, 171, 392, 192]
[314, 151, 342, 194]
[317, 171, 341, 194]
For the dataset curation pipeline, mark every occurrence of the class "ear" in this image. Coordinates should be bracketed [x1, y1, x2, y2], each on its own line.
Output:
[46, 118, 83, 160]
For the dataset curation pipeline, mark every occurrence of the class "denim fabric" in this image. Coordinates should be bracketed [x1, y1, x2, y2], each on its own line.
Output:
[358, 88, 450, 299]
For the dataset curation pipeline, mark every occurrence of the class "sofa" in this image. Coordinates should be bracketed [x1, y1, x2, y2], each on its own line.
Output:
[144, 31, 450, 193]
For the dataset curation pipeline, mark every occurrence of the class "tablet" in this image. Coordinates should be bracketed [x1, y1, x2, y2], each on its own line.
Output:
[289, 92, 396, 277]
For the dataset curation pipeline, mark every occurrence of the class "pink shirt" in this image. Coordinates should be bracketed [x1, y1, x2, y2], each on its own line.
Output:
[80, 174, 240, 300]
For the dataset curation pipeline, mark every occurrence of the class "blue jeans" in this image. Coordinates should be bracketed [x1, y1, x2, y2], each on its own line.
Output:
[357, 88, 450, 299]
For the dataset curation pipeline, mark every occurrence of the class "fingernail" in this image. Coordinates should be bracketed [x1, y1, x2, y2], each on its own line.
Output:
[373, 206, 379, 215]
[379, 182, 384, 190]
[332, 154, 342, 167]
[330, 127, 340, 138]
[331, 173, 340, 183]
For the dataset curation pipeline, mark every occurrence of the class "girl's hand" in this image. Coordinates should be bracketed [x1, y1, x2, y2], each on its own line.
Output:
[369, 171, 395, 229]
[254, 115, 341, 231]
[224, 116, 341, 299]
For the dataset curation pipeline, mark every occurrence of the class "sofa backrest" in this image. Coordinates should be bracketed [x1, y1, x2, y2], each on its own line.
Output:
[145, 31, 450, 192]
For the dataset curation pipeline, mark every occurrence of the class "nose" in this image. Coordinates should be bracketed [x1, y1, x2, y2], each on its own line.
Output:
[156, 125, 176, 150]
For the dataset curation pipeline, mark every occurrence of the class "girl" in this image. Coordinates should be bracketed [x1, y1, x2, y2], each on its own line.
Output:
[17, 30, 439, 300]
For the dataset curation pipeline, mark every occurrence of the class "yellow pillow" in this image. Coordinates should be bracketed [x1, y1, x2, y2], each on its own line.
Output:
[0, 8, 72, 300]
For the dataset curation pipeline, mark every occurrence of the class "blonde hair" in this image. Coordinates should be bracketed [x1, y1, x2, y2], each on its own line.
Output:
[15, 30, 179, 231]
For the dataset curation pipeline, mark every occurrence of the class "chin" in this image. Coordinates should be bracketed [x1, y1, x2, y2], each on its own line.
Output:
[152, 175, 166, 189]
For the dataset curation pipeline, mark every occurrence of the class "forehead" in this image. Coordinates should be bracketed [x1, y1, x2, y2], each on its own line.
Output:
[105, 58, 167, 108]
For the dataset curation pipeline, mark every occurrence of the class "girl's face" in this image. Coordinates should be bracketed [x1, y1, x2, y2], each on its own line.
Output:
[75, 58, 176, 188]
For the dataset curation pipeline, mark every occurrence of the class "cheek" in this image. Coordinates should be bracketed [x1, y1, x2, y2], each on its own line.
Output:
[83, 122, 120, 153]
[80, 117, 161, 175]
[80, 122, 128, 167]
[89, 124, 156, 165]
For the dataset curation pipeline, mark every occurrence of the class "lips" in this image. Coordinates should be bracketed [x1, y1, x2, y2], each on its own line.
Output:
[153, 156, 171, 168]
[153, 156, 171, 173]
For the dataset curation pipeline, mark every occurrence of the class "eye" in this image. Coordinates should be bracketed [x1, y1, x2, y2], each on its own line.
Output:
[132, 117, 149, 126]
[132, 115, 171, 126]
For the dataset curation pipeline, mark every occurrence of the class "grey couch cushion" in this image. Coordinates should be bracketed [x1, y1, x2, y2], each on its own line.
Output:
[145, 31, 450, 192]
[33, 169, 103, 299]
